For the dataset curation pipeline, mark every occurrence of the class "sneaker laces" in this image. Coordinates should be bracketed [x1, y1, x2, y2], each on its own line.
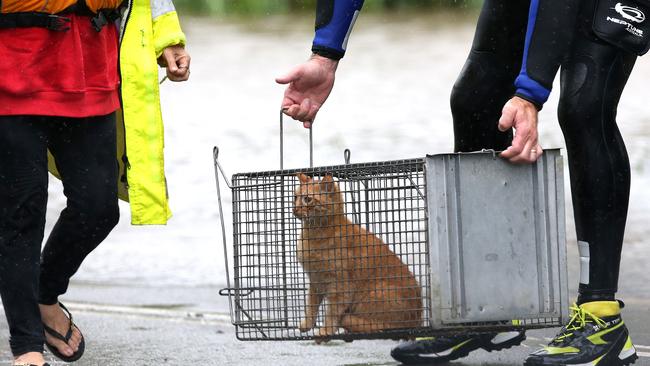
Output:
[551, 303, 607, 345]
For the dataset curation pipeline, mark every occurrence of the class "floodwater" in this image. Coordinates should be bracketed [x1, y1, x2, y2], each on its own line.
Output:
[44, 13, 649, 297]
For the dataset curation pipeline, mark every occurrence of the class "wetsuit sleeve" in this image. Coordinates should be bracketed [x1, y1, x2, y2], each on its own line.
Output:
[312, 0, 364, 60]
[514, 0, 580, 108]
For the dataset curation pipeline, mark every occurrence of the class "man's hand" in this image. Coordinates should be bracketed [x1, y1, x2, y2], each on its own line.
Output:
[498, 96, 543, 164]
[276, 54, 339, 128]
[159, 45, 191, 82]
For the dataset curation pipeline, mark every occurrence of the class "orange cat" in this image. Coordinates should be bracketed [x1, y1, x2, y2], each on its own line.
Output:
[293, 173, 423, 340]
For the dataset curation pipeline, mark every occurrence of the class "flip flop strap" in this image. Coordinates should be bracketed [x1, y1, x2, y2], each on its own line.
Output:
[43, 302, 75, 342]
[43, 321, 74, 343]
[58, 302, 74, 323]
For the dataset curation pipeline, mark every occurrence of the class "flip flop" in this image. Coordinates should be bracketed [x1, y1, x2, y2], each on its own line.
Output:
[43, 302, 85, 362]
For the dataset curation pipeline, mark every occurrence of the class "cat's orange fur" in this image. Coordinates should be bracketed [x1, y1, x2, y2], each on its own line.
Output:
[293, 173, 422, 340]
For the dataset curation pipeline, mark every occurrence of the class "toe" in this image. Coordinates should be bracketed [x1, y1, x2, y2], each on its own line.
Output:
[70, 327, 82, 350]
[45, 332, 74, 356]
[61, 341, 74, 356]
[59, 342, 73, 356]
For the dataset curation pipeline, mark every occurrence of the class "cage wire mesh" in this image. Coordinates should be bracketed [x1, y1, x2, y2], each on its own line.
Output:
[226, 158, 431, 341]
[216, 151, 567, 341]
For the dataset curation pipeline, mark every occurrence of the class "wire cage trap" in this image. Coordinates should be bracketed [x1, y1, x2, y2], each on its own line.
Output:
[214, 115, 569, 342]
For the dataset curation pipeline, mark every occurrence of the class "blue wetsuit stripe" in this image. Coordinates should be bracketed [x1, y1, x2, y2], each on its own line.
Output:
[521, 0, 538, 77]
[312, 0, 364, 59]
[514, 0, 551, 106]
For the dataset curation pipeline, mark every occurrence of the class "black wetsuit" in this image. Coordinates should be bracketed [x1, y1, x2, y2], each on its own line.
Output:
[313, 0, 637, 303]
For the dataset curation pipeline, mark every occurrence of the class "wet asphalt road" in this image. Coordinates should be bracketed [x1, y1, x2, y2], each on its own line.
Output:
[0, 284, 649, 366]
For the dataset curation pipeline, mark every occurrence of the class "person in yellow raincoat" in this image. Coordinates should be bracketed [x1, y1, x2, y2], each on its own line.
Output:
[0, 1, 189, 365]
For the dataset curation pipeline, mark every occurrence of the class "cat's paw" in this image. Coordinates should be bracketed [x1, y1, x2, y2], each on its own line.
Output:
[314, 327, 335, 344]
[298, 319, 316, 332]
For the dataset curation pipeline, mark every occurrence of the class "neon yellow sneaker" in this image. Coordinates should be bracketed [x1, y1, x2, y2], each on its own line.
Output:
[525, 300, 638, 366]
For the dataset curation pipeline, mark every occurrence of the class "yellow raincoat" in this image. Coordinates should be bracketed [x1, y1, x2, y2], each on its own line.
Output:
[116, 0, 186, 225]
[48, 0, 186, 225]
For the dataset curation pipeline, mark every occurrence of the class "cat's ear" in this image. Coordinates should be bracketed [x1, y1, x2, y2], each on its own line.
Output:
[296, 173, 312, 184]
[320, 175, 337, 192]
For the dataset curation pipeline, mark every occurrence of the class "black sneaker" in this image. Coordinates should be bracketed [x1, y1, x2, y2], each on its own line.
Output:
[525, 301, 638, 366]
[390, 330, 526, 364]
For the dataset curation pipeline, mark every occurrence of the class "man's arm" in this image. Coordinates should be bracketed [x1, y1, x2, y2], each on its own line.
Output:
[500, 0, 580, 163]
[152, 0, 191, 82]
[514, 0, 581, 108]
[312, 0, 364, 60]
[277, 0, 364, 127]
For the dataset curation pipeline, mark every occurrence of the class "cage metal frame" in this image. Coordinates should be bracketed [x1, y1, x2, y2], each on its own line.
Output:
[214, 114, 566, 342]
[217, 148, 434, 339]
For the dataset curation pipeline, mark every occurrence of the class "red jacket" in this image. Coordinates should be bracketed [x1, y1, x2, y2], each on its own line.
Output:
[0, 14, 120, 117]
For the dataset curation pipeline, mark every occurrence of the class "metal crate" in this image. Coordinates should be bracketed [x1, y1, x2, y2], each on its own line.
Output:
[214, 123, 569, 342]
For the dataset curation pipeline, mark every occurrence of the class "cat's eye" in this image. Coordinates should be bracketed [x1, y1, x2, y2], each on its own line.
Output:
[301, 196, 314, 205]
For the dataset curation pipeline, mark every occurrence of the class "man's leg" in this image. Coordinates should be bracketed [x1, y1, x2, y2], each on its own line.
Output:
[558, 34, 633, 307]
[525, 3, 638, 365]
[37, 113, 119, 357]
[450, 0, 529, 152]
[0, 116, 49, 357]
[39, 113, 120, 304]
[392, 1, 530, 363]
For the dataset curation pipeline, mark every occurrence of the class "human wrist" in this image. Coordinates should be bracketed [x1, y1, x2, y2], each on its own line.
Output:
[310, 53, 339, 71]
[311, 45, 344, 61]
[513, 94, 543, 111]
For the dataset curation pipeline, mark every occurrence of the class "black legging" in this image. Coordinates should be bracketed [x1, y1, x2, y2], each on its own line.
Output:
[451, 0, 635, 303]
[0, 114, 119, 356]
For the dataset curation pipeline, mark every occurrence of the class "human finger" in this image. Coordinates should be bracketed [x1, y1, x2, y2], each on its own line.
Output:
[166, 68, 188, 82]
[163, 51, 178, 73]
[294, 98, 312, 122]
[276, 66, 304, 85]
[531, 144, 544, 162]
[177, 54, 191, 70]
[498, 105, 516, 132]
[172, 67, 190, 81]
[167, 68, 188, 82]
[509, 138, 535, 164]
[502, 118, 532, 158]
[304, 104, 320, 125]
[285, 104, 301, 120]
[500, 133, 524, 159]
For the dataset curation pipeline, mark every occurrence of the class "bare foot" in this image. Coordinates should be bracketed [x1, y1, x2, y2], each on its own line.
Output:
[39, 303, 82, 357]
[14, 351, 46, 365]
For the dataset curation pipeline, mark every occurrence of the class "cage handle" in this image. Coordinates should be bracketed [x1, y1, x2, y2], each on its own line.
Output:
[212, 146, 235, 323]
[280, 108, 313, 170]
